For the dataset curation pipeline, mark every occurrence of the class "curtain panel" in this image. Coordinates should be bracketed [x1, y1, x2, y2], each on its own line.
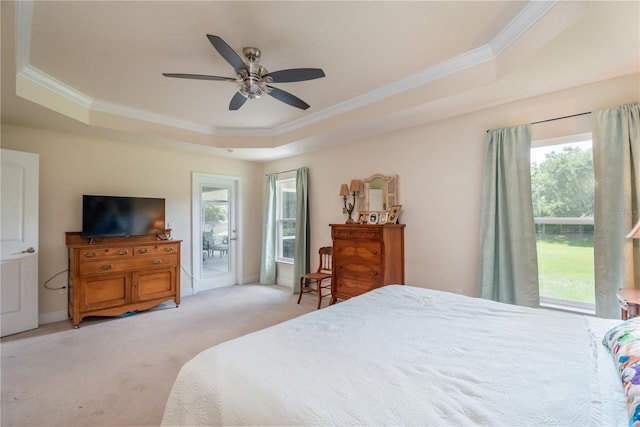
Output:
[593, 102, 640, 318]
[477, 125, 540, 307]
[259, 174, 277, 284]
[293, 167, 310, 294]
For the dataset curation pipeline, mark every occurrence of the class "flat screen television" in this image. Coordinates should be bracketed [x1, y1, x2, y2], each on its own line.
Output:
[82, 195, 166, 238]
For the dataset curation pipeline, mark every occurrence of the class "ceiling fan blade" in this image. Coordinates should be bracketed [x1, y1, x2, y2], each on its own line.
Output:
[267, 86, 310, 110]
[206, 35, 247, 72]
[163, 73, 236, 82]
[265, 68, 325, 83]
[229, 92, 248, 110]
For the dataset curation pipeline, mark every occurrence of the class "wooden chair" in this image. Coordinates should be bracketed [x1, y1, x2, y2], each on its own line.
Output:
[297, 246, 333, 309]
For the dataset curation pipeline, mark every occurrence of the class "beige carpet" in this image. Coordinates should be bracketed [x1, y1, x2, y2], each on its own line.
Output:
[1, 284, 317, 426]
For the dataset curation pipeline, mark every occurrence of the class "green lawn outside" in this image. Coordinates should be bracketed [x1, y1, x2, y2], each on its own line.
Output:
[536, 233, 595, 303]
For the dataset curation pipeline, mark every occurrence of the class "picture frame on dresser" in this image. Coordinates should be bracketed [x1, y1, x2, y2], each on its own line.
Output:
[388, 205, 402, 224]
[378, 212, 388, 224]
[368, 212, 379, 224]
[357, 212, 368, 224]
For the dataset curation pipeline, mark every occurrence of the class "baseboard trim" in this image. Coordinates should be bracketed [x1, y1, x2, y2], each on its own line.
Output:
[39, 310, 69, 325]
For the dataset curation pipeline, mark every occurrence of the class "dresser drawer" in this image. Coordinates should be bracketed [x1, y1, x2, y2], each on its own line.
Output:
[133, 243, 179, 256]
[79, 247, 133, 260]
[335, 262, 383, 282]
[334, 277, 382, 296]
[332, 226, 382, 240]
[79, 254, 178, 276]
[334, 240, 382, 262]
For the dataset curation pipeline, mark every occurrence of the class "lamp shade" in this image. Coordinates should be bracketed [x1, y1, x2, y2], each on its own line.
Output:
[349, 179, 360, 193]
[627, 219, 640, 239]
[339, 184, 349, 197]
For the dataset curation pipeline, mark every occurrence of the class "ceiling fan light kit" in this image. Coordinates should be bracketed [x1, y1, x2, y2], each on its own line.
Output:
[163, 35, 325, 111]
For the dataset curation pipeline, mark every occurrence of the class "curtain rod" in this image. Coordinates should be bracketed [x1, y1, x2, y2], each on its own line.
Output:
[265, 168, 301, 176]
[486, 111, 591, 132]
[531, 111, 591, 125]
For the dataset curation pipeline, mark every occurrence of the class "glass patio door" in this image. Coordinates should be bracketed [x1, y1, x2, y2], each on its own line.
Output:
[192, 173, 239, 292]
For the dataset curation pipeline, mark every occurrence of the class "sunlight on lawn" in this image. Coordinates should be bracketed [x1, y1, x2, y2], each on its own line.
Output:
[536, 234, 595, 303]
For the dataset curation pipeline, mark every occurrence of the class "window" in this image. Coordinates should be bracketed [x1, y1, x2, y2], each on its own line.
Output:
[276, 178, 296, 263]
[530, 134, 595, 313]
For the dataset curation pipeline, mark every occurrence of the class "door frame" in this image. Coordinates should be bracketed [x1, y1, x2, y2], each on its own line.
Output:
[191, 172, 242, 294]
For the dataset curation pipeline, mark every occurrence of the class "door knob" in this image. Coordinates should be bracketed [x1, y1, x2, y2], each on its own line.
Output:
[21, 247, 36, 253]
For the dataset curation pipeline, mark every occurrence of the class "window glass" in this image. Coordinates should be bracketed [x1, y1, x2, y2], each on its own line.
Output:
[530, 136, 595, 311]
[277, 179, 296, 262]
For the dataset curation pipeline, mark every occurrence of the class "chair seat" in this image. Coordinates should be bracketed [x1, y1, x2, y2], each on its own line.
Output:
[301, 272, 332, 282]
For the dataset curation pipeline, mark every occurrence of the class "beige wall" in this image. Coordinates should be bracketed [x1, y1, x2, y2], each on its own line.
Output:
[266, 73, 639, 294]
[0, 126, 263, 321]
[2, 72, 637, 323]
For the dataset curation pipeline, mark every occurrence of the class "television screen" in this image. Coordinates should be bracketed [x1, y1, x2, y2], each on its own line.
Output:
[82, 195, 165, 238]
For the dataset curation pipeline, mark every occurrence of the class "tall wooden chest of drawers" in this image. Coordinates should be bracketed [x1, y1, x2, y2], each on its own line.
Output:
[66, 232, 180, 327]
[330, 224, 405, 303]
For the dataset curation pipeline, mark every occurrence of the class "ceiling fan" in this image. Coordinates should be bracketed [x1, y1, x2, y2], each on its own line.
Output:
[163, 34, 325, 111]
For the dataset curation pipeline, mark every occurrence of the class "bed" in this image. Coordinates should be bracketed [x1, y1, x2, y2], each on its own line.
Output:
[161, 285, 632, 426]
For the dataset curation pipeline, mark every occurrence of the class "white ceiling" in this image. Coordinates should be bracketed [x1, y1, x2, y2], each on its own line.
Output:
[1, 1, 638, 161]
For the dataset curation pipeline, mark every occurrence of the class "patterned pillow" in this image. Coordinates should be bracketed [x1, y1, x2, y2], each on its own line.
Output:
[603, 317, 640, 427]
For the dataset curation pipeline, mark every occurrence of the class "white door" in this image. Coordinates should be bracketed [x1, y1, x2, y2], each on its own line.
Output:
[192, 173, 240, 293]
[1, 149, 39, 337]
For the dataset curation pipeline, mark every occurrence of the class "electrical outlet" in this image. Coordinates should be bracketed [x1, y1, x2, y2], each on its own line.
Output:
[58, 287, 67, 295]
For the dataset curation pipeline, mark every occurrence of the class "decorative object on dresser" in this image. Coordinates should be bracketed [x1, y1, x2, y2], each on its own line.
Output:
[338, 180, 360, 223]
[367, 212, 379, 224]
[66, 232, 181, 328]
[330, 223, 405, 304]
[388, 205, 403, 224]
[356, 174, 398, 213]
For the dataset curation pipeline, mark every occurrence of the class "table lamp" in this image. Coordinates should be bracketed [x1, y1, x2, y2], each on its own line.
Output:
[626, 219, 640, 239]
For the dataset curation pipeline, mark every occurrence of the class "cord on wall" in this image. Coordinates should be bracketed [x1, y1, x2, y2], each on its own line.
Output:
[180, 264, 194, 280]
[43, 269, 68, 291]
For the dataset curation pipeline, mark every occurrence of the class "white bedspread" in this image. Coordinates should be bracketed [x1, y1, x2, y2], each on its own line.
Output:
[162, 285, 627, 426]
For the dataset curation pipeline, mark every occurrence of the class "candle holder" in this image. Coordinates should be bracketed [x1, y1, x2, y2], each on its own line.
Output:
[339, 180, 360, 223]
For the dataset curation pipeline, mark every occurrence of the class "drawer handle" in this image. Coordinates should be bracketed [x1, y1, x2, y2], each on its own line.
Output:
[138, 248, 148, 254]
[164, 247, 174, 252]
[372, 272, 378, 276]
[152, 259, 161, 265]
[101, 264, 113, 270]
[85, 252, 96, 258]
[117, 250, 128, 256]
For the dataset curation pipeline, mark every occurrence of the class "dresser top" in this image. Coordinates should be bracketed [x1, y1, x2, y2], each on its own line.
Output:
[329, 223, 405, 228]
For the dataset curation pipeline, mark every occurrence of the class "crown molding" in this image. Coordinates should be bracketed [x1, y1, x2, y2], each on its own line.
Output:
[20, 64, 93, 109]
[91, 100, 218, 135]
[490, 1, 559, 56]
[14, 0, 559, 139]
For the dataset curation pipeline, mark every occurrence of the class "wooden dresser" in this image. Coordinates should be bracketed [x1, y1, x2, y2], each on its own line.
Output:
[330, 224, 405, 303]
[66, 232, 180, 328]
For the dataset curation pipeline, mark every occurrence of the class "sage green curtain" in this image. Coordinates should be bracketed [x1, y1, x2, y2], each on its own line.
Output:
[292, 167, 310, 294]
[259, 174, 277, 284]
[593, 102, 640, 318]
[477, 125, 540, 307]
